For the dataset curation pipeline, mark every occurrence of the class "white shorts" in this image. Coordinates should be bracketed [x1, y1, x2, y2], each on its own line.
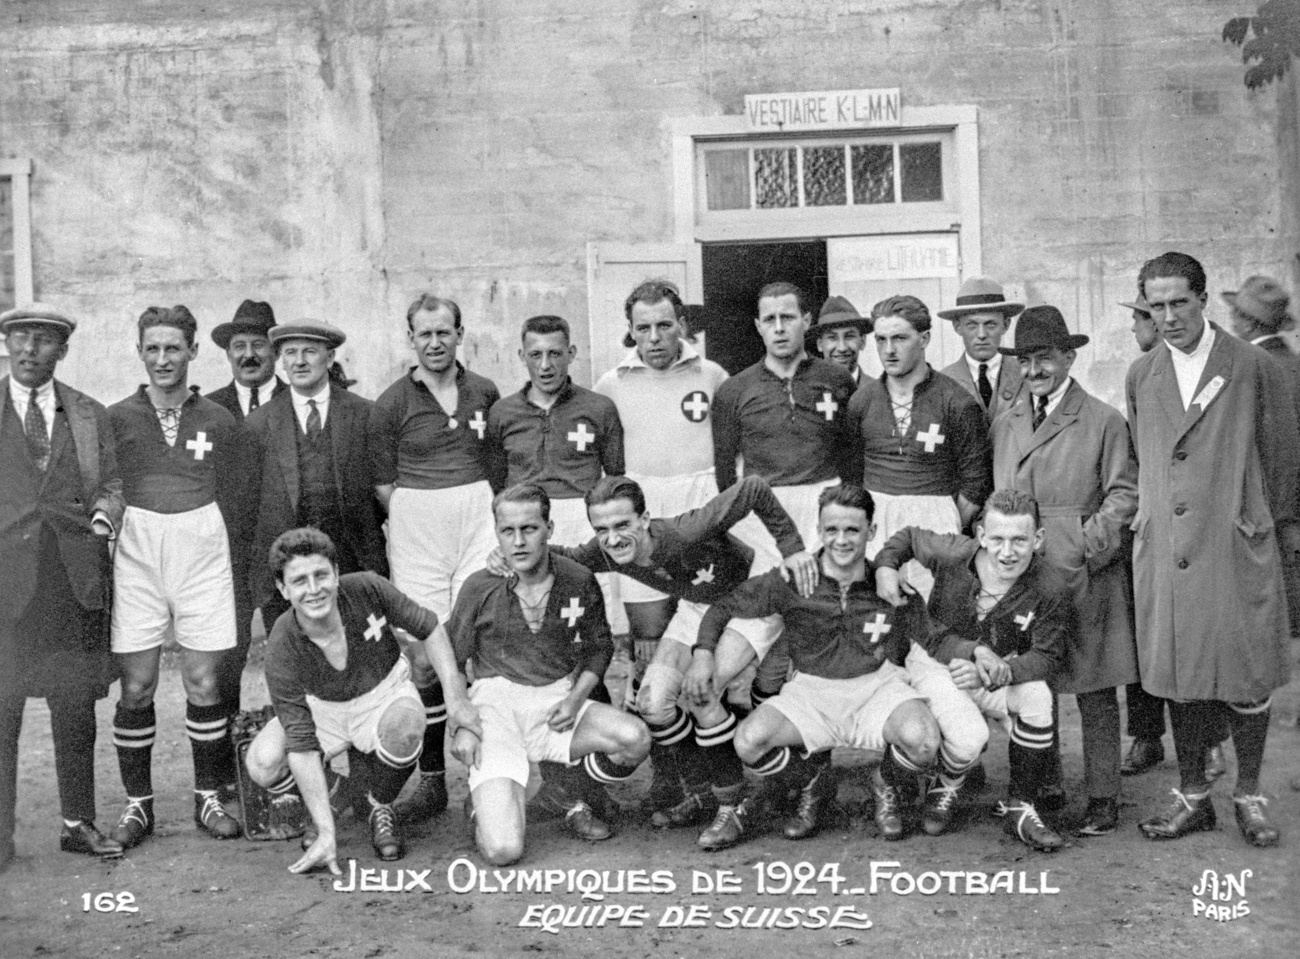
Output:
[904, 643, 989, 766]
[766, 662, 922, 754]
[731, 479, 838, 574]
[110, 502, 237, 653]
[306, 657, 423, 761]
[388, 482, 496, 623]
[866, 491, 961, 601]
[661, 597, 782, 657]
[966, 681, 1054, 732]
[549, 497, 627, 635]
[621, 469, 718, 603]
[467, 675, 592, 790]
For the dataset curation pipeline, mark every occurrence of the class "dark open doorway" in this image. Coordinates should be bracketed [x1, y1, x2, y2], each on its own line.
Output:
[701, 240, 828, 375]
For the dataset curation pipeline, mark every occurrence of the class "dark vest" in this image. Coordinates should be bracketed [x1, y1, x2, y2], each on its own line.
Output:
[296, 416, 341, 533]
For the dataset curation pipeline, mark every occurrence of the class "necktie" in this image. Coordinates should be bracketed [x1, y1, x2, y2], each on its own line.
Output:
[25, 388, 50, 470]
[306, 399, 322, 441]
[248, 387, 260, 411]
[977, 363, 993, 409]
[1033, 395, 1049, 431]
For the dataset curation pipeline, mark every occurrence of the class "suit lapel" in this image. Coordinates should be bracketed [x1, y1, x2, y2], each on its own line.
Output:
[1019, 380, 1082, 461]
[328, 387, 348, 488]
[995, 360, 1024, 417]
[1146, 346, 1186, 431]
[271, 396, 300, 512]
[1175, 330, 1234, 443]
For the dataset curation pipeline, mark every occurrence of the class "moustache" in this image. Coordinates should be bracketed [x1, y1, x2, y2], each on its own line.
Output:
[239, 357, 265, 368]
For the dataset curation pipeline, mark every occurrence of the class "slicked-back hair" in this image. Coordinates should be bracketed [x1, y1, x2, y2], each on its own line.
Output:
[585, 474, 647, 517]
[521, 314, 570, 345]
[270, 527, 338, 583]
[873, 295, 931, 334]
[407, 294, 463, 331]
[1139, 251, 1207, 297]
[981, 489, 1041, 529]
[818, 482, 875, 523]
[623, 279, 687, 349]
[757, 281, 811, 317]
[493, 482, 551, 523]
[138, 305, 198, 346]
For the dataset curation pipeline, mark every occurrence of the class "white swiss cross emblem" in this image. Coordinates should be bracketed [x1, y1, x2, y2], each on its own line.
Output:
[560, 597, 586, 628]
[567, 422, 595, 452]
[815, 391, 838, 421]
[862, 613, 892, 644]
[469, 410, 488, 439]
[916, 423, 946, 453]
[364, 613, 388, 642]
[681, 391, 710, 423]
[186, 431, 213, 461]
[1014, 610, 1035, 632]
[692, 564, 715, 586]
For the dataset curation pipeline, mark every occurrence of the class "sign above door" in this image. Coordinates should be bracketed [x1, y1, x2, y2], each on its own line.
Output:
[744, 89, 902, 133]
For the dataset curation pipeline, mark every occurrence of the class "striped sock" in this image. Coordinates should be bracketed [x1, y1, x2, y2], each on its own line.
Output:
[745, 745, 792, 778]
[187, 701, 235, 792]
[418, 684, 447, 774]
[1007, 718, 1054, 802]
[695, 711, 743, 789]
[113, 704, 156, 798]
[266, 772, 297, 796]
[583, 751, 640, 784]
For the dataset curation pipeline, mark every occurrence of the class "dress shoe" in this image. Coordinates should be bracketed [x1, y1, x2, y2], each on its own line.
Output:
[698, 796, 757, 851]
[1121, 739, 1165, 776]
[1077, 797, 1118, 837]
[782, 770, 828, 840]
[870, 766, 906, 841]
[195, 790, 241, 839]
[111, 798, 154, 849]
[999, 800, 1065, 852]
[1139, 789, 1216, 840]
[650, 790, 718, 829]
[1233, 795, 1279, 848]
[394, 771, 448, 824]
[368, 802, 403, 861]
[59, 821, 124, 859]
[563, 801, 612, 842]
[921, 776, 964, 837]
[1204, 744, 1227, 784]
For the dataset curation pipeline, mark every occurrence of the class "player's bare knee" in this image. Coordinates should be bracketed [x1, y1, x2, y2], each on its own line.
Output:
[732, 718, 769, 765]
[377, 698, 425, 763]
[479, 834, 524, 867]
[891, 701, 941, 765]
[635, 664, 680, 727]
[118, 670, 159, 708]
[614, 719, 651, 763]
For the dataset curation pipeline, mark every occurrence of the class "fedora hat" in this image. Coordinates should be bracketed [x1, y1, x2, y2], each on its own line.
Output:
[1221, 275, 1293, 332]
[211, 299, 277, 349]
[998, 305, 1089, 356]
[270, 319, 347, 350]
[0, 302, 76, 337]
[937, 277, 1024, 320]
[1118, 295, 1151, 317]
[807, 295, 870, 339]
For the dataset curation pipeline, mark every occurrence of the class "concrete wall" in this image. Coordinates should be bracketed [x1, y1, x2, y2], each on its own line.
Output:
[0, 0, 1287, 410]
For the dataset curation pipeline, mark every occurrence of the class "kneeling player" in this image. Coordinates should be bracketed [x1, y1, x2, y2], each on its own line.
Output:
[450, 485, 650, 866]
[875, 490, 1072, 852]
[244, 528, 476, 872]
[687, 484, 952, 849]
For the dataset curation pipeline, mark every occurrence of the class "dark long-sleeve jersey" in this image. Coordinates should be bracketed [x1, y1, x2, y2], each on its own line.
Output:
[557, 475, 804, 605]
[485, 378, 624, 499]
[845, 366, 992, 503]
[370, 364, 501, 490]
[873, 527, 1071, 686]
[696, 562, 919, 679]
[447, 554, 613, 687]
[711, 357, 856, 491]
[264, 573, 439, 754]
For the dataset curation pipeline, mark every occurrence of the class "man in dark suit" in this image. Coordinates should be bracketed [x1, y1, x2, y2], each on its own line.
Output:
[244, 319, 388, 643]
[1, 303, 126, 869]
[938, 277, 1026, 421]
[204, 299, 288, 741]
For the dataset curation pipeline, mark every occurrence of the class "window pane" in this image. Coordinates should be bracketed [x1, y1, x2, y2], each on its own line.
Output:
[754, 147, 798, 208]
[851, 144, 894, 204]
[900, 142, 943, 202]
[704, 149, 751, 211]
[802, 146, 846, 207]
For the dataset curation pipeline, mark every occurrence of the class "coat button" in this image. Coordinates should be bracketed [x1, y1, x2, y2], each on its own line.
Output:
[1174, 450, 1187, 461]
[1174, 506, 1186, 516]
[1178, 559, 1189, 570]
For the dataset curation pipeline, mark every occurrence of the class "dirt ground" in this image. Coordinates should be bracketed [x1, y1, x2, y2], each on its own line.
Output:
[2, 641, 1299, 959]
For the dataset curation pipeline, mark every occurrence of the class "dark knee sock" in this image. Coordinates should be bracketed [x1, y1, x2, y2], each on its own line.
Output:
[417, 683, 446, 775]
[1007, 718, 1054, 802]
[113, 703, 156, 799]
[1168, 700, 1215, 794]
[1227, 699, 1271, 795]
[880, 742, 929, 789]
[353, 750, 415, 807]
[694, 709, 743, 791]
[646, 707, 697, 788]
[583, 751, 641, 785]
[49, 696, 97, 822]
[538, 759, 594, 808]
[187, 701, 235, 793]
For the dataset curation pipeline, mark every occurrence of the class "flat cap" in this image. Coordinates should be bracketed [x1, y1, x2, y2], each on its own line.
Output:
[0, 302, 77, 336]
[270, 319, 346, 349]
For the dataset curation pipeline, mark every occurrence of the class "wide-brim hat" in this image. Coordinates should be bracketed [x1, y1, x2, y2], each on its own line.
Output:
[937, 277, 1024, 320]
[1221, 275, 1294, 332]
[0, 302, 76, 337]
[998, 305, 1089, 356]
[1118, 296, 1151, 317]
[807, 295, 870, 339]
[270, 319, 346, 350]
[211, 299, 277, 349]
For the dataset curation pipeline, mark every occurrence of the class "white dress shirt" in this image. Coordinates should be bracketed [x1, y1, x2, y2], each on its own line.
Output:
[965, 351, 1003, 389]
[235, 378, 279, 416]
[1040, 375, 1072, 419]
[291, 383, 331, 433]
[1166, 323, 1216, 411]
[9, 376, 55, 435]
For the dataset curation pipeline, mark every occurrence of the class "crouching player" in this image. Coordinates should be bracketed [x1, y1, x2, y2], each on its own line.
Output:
[686, 484, 952, 849]
[450, 484, 650, 866]
[875, 490, 1072, 852]
[244, 527, 477, 872]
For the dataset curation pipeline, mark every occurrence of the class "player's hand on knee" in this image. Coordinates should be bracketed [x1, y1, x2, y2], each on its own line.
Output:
[874, 567, 912, 607]
[485, 548, 513, 579]
[682, 652, 715, 706]
[948, 659, 983, 691]
[781, 550, 818, 598]
[452, 727, 482, 769]
[546, 696, 581, 733]
[972, 647, 1010, 689]
[289, 834, 341, 876]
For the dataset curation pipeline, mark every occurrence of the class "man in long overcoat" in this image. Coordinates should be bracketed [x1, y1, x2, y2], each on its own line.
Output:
[1127, 251, 1298, 848]
[991, 306, 1138, 837]
[1, 304, 126, 868]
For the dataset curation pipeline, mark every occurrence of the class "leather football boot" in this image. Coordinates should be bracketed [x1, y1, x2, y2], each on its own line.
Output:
[999, 799, 1065, 852]
[563, 801, 612, 842]
[110, 798, 154, 849]
[650, 789, 718, 829]
[394, 772, 448, 825]
[870, 766, 906, 841]
[368, 802, 403, 861]
[195, 790, 241, 839]
[783, 770, 828, 840]
[1077, 797, 1119, 837]
[59, 821, 125, 859]
[1233, 795, 1279, 848]
[1120, 739, 1164, 776]
[698, 795, 757, 851]
[920, 777, 964, 837]
[1139, 789, 1216, 840]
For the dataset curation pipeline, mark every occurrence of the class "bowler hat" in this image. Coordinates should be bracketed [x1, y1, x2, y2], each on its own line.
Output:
[211, 299, 277, 349]
[807, 296, 871, 339]
[1221, 275, 1293, 333]
[998, 305, 1089, 356]
[270, 319, 347, 350]
[0, 302, 76, 337]
[937, 277, 1024, 320]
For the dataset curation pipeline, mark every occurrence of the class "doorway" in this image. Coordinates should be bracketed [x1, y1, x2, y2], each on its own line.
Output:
[701, 240, 828, 375]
